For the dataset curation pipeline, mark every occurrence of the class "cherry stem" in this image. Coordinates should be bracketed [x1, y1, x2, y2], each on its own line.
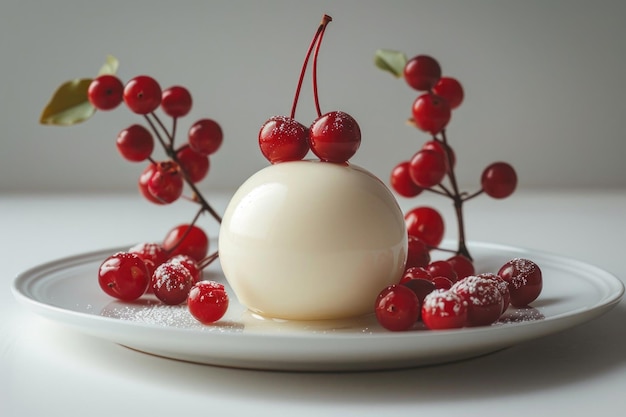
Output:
[462, 189, 484, 202]
[143, 114, 223, 225]
[440, 129, 472, 260]
[198, 250, 220, 270]
[312, 14, 332, 117]
[289, 14, 332, 119]
[164, 206, 205, 256]
[144, 114, 170, 152]
[151, 112, 174, 145]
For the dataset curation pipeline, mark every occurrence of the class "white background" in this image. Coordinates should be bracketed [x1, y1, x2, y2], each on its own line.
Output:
[1, 0, 625, 193]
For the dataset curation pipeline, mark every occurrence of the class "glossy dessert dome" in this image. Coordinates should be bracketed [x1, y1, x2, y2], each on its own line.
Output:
[218, 160, 408, 320]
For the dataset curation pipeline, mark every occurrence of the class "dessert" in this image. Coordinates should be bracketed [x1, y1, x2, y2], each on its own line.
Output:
[218, 160, 407, 320]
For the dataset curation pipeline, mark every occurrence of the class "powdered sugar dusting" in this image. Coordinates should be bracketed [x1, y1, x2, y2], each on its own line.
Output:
[452, 276, 502, 306]
[101, 300, 244, 332]
[509, 257, 538, 289]
[423, 289, 466, 317]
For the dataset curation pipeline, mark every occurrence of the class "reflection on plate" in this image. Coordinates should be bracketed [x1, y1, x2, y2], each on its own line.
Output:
[12, 242, 624, 371]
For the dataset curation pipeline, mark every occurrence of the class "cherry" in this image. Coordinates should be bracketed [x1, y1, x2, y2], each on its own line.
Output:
[446, 254, 475, 280]
[375, 284, 420, 331]
[147, 160, 184, 204]
[421, 289, 467, 330]
[162, 223, 209, 262]
[404, 206, 444, 248]
[187, 281, 229, 324]
[390, 161, 423, 198]
[123, 75, 162, 114]
[168, 254, 203, 284]
[128, 242, 168, 276]
[116, 124, 154, 162]
[426, 260, 458, 283]
[88, 74, 124, 110]
[188, 119, 223, 156]
[309, 111, 361, 163]
[412, 93, 451, 135]
[422, 139, 455, 172]
[409, 149, 446, 188]
[401, 278, 436, 309]
[98, 252, 150, 301]
[431, 276, 453, 290]
[481, 162, 517, 199]
[478, 272, 511, 314]
[161, 85, 192, 118]
[432, 77, 464, 110]
[176, 146, 209, 183]
[399, 266, 432, 284]
[405, 235, 431, 268]
[151, 261, 194, 305]
[138, 163, 166, 205]
[451, 276, 503, 326]
[497, 258, 542, 307]
[258, 116, 309, 163]
[403, 55, 441, 91]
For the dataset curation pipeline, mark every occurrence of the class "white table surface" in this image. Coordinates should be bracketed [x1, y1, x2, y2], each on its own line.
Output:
[2, 189, 625, 417]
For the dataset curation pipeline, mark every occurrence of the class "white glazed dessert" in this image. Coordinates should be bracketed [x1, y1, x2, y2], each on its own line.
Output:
[218, 160, 408, 321]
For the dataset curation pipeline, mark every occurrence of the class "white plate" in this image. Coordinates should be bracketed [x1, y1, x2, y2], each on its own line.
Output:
[12, 242, 624, 371]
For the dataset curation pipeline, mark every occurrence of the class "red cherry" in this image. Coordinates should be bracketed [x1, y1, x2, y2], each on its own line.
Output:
[375, 284, 420, 331]
[123, 75, 162, 114]
[176, 146, 209, 183]
[162, 224, 209, 263]
[116, 124, 154, 162]
[161, 85, 192, 118]
[151, 261, 194, 305]
[98, 252, 150, 301]
[412, 93, 451, 135]
[309, 111, 361, 163]
[406, 235, 431, 269]
[187, 281, 229, 324]
[446, 254, 475, 280]
[138, 163, 166, 205]
[404, 206, 444, 248]
[188, 119, 223, 156]
[409, 149, 447, 188]
[481, 162, 517, 199]
[431, 276, 453, 290]
[88, 74, 124, 110]
[168, 254, 203, 284]
[452, 276, 503, 326]
[421, 289, 467, 330]
[422, 140, 456, 172]
[403, 55, 441, 91]
[399, 266, 432, 284]
[390, 161, 423, 198]
[147, 161, 184, 204]
[401, 278, 436, 309]
[128, 242, 168, 276]
[258, 116, 309, 163]
[497, 258, 542, 307]
[478, 272, 511, 314]
[426, 260, 458, 283]
[432, 77, 464, 109]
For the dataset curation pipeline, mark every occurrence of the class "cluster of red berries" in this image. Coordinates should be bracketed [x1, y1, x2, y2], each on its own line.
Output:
[375, 256, 543, 331]
[88, 73, 223, 206]
[84, 71, 228, 324]
[258, 15, 361, 165]
[97, 224, 228, 324]
[384, 54, 518, 259]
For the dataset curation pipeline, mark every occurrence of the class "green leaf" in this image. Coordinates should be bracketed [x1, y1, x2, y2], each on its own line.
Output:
[98, 55, 119, 76]
[374, 49, 407, 78]
[39, 78, 95, 126]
